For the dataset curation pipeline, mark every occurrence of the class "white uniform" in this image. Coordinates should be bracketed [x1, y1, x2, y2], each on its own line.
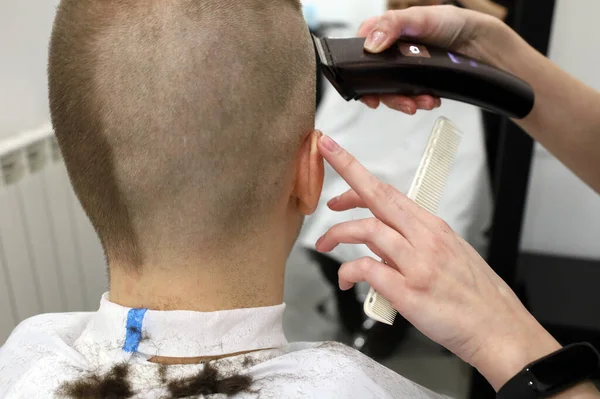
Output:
[0, 293, 450, 399]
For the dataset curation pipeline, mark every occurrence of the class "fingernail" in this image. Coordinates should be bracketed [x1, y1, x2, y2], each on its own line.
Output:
[320, 135, 340, 153]
[397, 104, 411, 114]
[327, 196, 340, 207]
[315, 235, 325, 249]
[339, 281, 353, 291]
[365, 31, 387, 52]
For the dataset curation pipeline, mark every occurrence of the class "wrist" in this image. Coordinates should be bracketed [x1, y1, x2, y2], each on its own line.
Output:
[470, 15, 525, 73]
[471, 322, 562, 391]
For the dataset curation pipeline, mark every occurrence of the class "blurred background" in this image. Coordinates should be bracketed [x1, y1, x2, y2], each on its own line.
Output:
[0, 1, 599, 398]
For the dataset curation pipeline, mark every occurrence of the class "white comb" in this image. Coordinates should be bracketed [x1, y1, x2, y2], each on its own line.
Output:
[363, 116, 464, 325]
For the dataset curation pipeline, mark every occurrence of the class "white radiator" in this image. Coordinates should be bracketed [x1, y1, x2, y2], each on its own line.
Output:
[0, 124, 108, 344]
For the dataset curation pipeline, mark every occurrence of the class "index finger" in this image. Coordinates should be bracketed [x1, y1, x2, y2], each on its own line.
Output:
[317, 134, 428, 239]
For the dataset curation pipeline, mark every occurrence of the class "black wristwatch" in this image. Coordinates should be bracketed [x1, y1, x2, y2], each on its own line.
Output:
[497, 342, 600, 399]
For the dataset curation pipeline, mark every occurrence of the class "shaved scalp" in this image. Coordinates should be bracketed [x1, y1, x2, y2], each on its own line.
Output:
[48, 0, 316, 267]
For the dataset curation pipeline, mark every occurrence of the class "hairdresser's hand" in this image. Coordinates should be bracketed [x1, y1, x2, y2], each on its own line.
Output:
[315, 134, 565, 391]
[358, 5, 509, 114]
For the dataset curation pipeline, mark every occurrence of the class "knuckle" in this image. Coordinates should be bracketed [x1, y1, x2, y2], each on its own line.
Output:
[374, 181, 396, 203]
[433, 216, 453, 238]
[382, 10, 397, 23]
[340, 153, 358, 173]
[357, 256, 373, 270]
[367, 218, 386, 235]
[405, 6, 424, 19]
[420, 229, 446, 257]
[410, 265, 437, 290]
[380, 10, 401, 33]
[362, 16, 379, 29]
[428, 233, 446, 254]
[435, 217, 452, 233]
[353, 257, 375, 276]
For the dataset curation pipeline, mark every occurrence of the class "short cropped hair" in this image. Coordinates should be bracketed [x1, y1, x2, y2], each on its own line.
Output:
[48, 0, 316, 267]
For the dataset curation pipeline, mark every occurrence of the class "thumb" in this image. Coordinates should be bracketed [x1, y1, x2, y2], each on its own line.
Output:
[364, 5, 468, 53]
[364, 8, 429, 53]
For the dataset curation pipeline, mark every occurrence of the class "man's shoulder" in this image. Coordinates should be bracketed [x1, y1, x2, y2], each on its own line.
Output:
[283, 341, 393, 372]
[284, 341, 384, 366]
[2, 311, 93, 347]
[0, 312, 94, 397]
[284, 341, 403, 381]
[253, 341, 448, 399]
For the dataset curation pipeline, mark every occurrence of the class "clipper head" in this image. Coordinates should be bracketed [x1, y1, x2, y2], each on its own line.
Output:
[312, 34, 359, 101]
[312, 34, 331, 67]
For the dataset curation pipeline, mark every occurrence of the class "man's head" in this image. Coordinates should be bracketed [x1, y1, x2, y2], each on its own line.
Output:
[49, 0, 323, 270]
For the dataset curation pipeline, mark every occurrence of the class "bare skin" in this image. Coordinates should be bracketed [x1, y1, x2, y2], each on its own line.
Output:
[110, 131, 325, 365]
[315, 133, 599, 397]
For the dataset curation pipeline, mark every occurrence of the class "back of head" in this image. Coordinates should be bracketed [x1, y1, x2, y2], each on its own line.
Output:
[49, 0, 316, 267]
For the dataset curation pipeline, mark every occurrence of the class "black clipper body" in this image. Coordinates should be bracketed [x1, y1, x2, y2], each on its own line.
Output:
[313, 36, 534, 119]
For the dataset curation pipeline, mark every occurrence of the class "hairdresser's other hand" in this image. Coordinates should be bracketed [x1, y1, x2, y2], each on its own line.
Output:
[358, 5, 507, 114]
[315, 135, 563, 391]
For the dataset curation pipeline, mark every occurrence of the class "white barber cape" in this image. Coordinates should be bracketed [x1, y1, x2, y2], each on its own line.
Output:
[0, 293, 450, 398]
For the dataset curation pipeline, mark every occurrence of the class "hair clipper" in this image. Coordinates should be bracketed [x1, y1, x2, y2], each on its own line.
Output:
[313, 35, 534, 119]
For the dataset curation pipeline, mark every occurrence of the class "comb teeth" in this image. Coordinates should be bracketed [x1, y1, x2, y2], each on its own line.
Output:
[408, 117, 463, 210]
[364, 288, 397, 325]
[364, 117, 463, 325]
[371, 295, 397, 324]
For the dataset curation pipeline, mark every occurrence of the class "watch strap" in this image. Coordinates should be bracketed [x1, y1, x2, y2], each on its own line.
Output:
[497, 343, 600, 399]
[497, 369, 538, 399]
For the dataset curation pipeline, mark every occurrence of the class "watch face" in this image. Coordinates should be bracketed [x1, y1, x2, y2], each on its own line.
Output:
[529, 343, 600, 393]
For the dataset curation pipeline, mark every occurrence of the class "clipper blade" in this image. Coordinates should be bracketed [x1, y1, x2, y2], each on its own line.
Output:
[312, 34, 331, 67]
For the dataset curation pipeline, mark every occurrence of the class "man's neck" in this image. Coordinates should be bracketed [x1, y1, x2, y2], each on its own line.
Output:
[108, 251, 287, 312]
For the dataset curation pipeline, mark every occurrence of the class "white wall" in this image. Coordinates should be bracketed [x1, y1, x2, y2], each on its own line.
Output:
[0, 0, 59, 138]
[1, 0, 380, 140]
[303, 0, 386, 30]
[0, 0, 106, 343]
[520, 0, 600, 259]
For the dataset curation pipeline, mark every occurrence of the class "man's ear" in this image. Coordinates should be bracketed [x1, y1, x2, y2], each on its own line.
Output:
[294, 130, 325, 215]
